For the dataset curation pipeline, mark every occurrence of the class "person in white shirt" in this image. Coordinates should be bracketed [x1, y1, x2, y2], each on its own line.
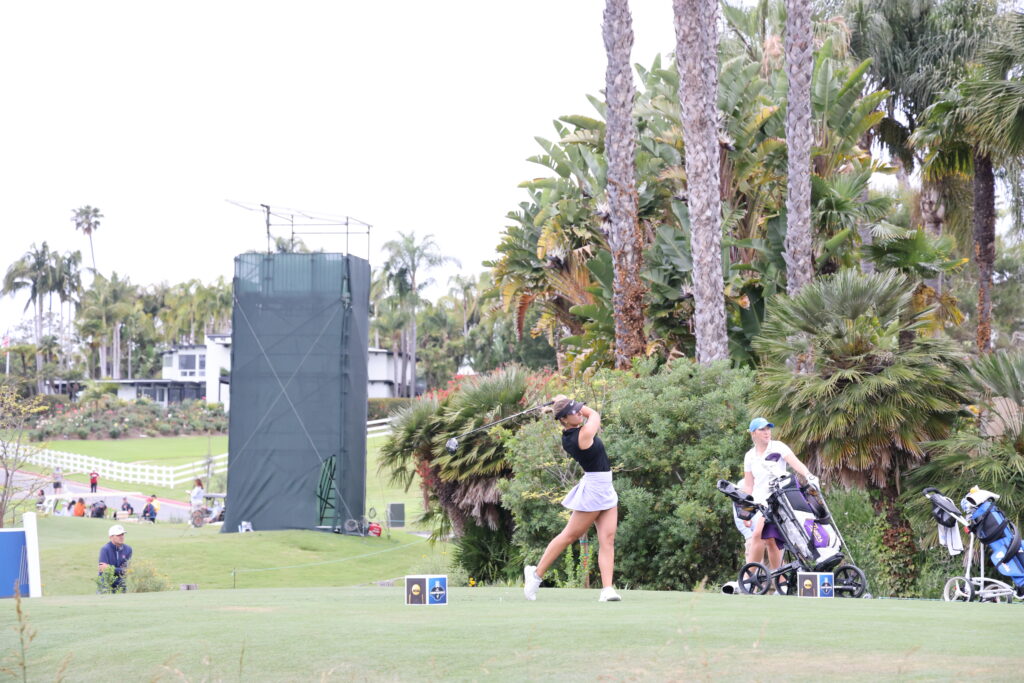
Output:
[742, 417, 819, 571]
[189, 479, 205, 510]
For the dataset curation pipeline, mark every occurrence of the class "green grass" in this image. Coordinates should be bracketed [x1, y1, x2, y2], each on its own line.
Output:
[42, 435, 229, 465]
[33, 433, 433, 594]
[31, 433, 424, 516]
[364, 435, 426, 529]
[9, 587, 1023, 680]
[35, 515, 446, 595]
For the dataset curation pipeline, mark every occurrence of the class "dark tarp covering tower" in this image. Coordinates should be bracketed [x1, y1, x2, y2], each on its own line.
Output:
[223, 253, 370, 532]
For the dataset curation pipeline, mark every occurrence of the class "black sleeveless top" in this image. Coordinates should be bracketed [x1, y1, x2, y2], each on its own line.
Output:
[561, 427, 611, 473]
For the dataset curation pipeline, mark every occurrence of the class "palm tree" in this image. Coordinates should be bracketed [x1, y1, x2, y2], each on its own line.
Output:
[71, 205, 103, 273]
[752, 269, 967, 592]
[673, 0, 729, 363]
[3, 242, 55, 393]
[847, 0, 996, 260]
[77, 277, 110, 378]
[913, 11, 1024, 353]
[602, 0, 646, 368]
[783, 0, 815, 293]
[52, 250, 82, 370]
[105, 273, 136, 379]
[907, 349, 1024, 525]
[446, 274, 479, 338]
[381, 232, 458, 397]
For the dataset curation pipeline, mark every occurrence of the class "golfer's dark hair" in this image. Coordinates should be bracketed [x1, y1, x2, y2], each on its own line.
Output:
[549, 395, 571, 421]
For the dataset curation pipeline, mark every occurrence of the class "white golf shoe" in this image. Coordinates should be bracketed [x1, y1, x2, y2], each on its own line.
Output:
[523, 565, 541, 601]
[598, 586, 622, 602]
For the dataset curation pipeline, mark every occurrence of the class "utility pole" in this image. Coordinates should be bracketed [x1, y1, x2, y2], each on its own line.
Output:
[261, 204, 271, 253]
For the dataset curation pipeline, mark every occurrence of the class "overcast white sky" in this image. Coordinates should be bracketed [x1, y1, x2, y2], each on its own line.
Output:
[0, 1, 681, 338]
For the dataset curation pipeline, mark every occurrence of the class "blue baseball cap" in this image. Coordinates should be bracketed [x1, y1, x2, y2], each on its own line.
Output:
[748, 417, 774, 432]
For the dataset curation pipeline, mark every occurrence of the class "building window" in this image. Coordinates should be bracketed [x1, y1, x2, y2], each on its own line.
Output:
[162, 354, 172, 368]
[179, 354, 196, 377]
[199, 354, 206, 377]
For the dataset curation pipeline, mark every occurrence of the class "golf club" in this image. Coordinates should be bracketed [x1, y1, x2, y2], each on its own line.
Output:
[445, 401, 554, 453]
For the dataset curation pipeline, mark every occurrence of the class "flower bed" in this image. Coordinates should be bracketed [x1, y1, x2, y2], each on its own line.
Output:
[30, 395, 227, 441]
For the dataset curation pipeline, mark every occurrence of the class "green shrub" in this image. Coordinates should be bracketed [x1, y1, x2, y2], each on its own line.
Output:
[31, 397, 227, 440]
[80, 382, 120, 402]
[126, 559, 172, 593]
[368, 398, 413, 421]
[607, 361, 755, 589]
[503, 360, 755, 591]
[451, 518, 521, 584]
[95, 566, 120, 594]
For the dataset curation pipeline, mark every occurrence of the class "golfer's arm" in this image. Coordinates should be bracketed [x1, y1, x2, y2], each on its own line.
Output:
[784, 452, 812, 478]
[742, 471, 754, 495]
[578, 406, 601, 448]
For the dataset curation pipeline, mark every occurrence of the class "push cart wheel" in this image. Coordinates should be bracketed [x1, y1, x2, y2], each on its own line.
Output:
[943, 576, 974, 602]
[190, 509, 206, 528]
[738, 562, 771, 595]
[977, 578, 1010, 603]
[773, 568, 797, 596]
[834, 565, 867, 598]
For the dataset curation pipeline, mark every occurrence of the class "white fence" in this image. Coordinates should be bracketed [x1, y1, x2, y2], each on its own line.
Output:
[22, 448, 229, 489]
[367, 418, 392, 438]
[20, 419, 391, 489]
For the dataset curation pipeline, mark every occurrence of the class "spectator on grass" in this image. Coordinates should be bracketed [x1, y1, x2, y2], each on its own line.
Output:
[189, 478, 205, 511]
[98, 524, 132, 593]
[63, 499, 75, 516]
[73, 497, 86, 517]
[524, 396, 621, 603]
[89, 470, 99, 493]
[36, 489, 46, 510]
[120, 497, 134, 518]
[742, 418, 819, 573]
[141, 498, 157, 523]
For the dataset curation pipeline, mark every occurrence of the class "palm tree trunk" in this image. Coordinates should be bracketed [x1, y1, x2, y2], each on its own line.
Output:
[919, 180, 945, 293]
[399, 332, 410, 398]
[99, 339, 108, 379]
[409, 319, 418, 397]
[973, 153, 995, 353]
[34, 296, 44, 394]
[603, 0, 647, 369]
[674, 0, 729, 364]
[112, 322, 122, 379]
[783, 0, 815, 294]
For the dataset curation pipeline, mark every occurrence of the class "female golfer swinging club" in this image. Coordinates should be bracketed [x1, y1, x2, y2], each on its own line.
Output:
[523, 395, 621, 602]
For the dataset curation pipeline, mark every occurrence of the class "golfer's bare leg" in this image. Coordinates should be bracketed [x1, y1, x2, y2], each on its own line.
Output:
[766, 538, 783, 570]
[536, 510, 599, 578]
[594, 506, 618, 588]
[746, 515, 767, 565]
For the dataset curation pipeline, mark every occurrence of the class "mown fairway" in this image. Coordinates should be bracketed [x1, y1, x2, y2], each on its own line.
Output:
[8, 587, 1023, 681]
[35, 516, 444, 595]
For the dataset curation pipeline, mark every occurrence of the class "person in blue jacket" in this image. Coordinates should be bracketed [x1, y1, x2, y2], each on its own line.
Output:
[98, 524, 133, 593]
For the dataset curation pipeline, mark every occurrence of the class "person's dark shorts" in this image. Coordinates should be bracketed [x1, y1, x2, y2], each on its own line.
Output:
[762, 521, 785, 549]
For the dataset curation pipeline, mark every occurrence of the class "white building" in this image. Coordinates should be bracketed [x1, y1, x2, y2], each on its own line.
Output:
[111, 336, 402, 409]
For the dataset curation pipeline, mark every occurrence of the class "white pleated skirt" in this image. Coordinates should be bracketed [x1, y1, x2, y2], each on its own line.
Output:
[561, 471, 618, 512]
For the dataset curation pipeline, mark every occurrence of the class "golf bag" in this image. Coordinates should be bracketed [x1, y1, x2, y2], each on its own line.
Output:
[962, 489, 1024, 593]
[718, 474, 866, 596]
[765, 474, 844, 572]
